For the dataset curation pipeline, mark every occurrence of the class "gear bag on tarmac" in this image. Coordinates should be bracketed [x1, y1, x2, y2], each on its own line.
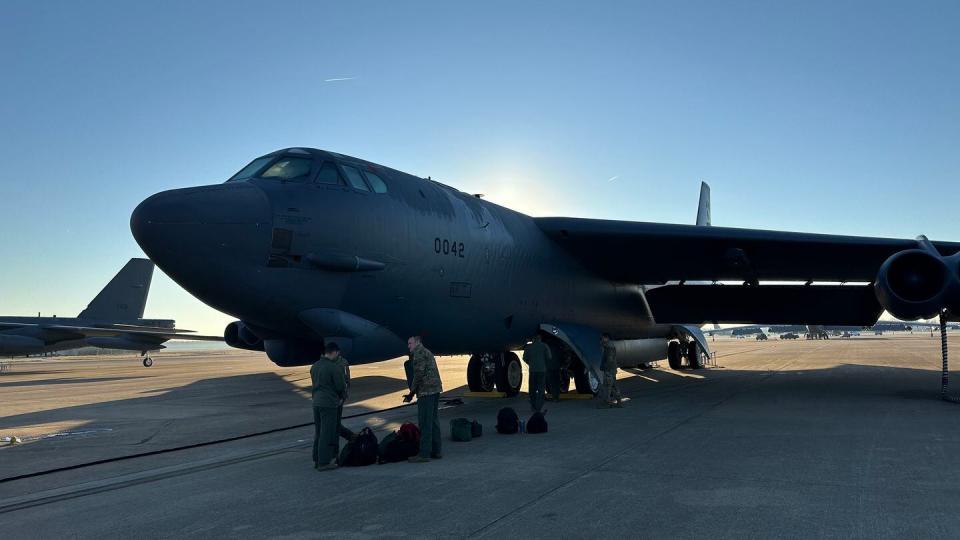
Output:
[496, 407, 520, 434]
[471, 419, 483, 438]
[450, 418, 473, 442]
[398, 422, 421, 444]
[527, 411, 548, 434]
[338, 428, 379, 467]
[378, 431, 419, 463]
[338, 427, 379, 466]
[378, 422, 421, 463]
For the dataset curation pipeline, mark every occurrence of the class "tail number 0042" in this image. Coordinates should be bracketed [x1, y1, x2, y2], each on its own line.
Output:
[434, 238, 465, 258]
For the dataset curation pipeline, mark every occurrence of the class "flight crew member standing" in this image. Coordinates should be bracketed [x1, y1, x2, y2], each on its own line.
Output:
[333, 348, 357, 442]
[598, 333, 623, 408]
[311, 343, 347, 471]
[402, 336, 443, 463]
[522, 334, 551, 412]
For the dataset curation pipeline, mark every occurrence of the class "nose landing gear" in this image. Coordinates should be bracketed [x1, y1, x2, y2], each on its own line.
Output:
[141, 352, 154, 368]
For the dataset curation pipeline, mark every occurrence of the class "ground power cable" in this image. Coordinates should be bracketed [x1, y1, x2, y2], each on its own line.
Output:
[940, 311, 960, 403]
[0, 401, 423, 485]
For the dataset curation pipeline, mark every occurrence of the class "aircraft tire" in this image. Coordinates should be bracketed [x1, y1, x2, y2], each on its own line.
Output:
[667, 341, 683, 370]
[572, 362, 595, 394]
[142, 357, 153, 368]
[688, 342, 705, 369]
[496, 352, 522, 396]
[467, 354, 496, 392]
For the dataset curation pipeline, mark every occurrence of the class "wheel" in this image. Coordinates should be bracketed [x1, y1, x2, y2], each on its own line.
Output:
[687, 342, 704, 369]
[572, 360, 595, 394]
[496, 352, 523, 396]
[142, 357, 154, 368]
[467, 353, 496, 392]
[588, 370, 601, 393]
[667, 341, 683, 370]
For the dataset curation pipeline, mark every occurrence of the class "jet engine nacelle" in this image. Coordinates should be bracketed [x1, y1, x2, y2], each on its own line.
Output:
[0, 335, 45, 354]
[874, 249, 960, 320]
[263, 338, 323, 367]
[224, 321, 265, 352]
[612, 338, 669, 368]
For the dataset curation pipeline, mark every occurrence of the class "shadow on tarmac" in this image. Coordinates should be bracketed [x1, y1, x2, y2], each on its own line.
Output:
[2, 359, 958, 480]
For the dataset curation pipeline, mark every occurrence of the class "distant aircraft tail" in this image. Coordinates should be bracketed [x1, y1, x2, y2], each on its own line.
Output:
[696, 181, 711, 226]
[77, 258, 155, 321]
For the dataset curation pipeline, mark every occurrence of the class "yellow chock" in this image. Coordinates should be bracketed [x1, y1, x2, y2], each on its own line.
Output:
[463, 391, 508, 398]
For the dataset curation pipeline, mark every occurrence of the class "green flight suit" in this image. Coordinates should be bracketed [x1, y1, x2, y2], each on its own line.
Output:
[311, 356, 346, 467]
[599, 343, 621, 405]
[409, 344, 442, 458]
[523, 339, 551, 412]
[335, 355, 355, 440]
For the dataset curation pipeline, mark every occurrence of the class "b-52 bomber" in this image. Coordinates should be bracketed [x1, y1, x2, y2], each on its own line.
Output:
[0, 258, 221, 366]
[130, 147, 960, 395]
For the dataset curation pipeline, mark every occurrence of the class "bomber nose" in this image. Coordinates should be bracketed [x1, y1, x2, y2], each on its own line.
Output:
[131, 182, 272, 266]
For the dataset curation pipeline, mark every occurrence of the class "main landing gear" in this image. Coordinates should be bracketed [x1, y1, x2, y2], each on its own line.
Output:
[467, 352, 523, 395]
[667, 340, 704, 371]
[141, 352, 154, 368]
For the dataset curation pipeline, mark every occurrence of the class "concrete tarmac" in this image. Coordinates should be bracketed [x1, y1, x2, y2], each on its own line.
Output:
[2, 335, 960, 538]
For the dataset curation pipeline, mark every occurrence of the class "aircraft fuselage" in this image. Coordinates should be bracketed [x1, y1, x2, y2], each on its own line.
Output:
[131, 148, 658, 365]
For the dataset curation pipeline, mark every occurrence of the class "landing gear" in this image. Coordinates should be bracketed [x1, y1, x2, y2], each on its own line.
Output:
[142, 356, 153, 368]
[572, 361, 598, 395]
[667, 341, 683, 370]
[687, 342, 705, 369]
[467, 353, 497, 392]
[496, 352, 523, 396]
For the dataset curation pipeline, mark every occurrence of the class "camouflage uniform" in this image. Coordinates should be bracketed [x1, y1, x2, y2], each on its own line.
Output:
[335, 355, 355, 440]
[410, 343, 443, 458]
[310, 356, 347, 467]
[599, 343, 622, 407]
[523, 338, 551, 412]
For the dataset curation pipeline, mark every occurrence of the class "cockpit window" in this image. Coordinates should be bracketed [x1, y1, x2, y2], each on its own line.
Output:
[259, 156, 313, 182]
[228, 156, 274, 182]
[364, 170, 389, 193]
[315, 161, 343, 185]
[341, 164, 371, 192]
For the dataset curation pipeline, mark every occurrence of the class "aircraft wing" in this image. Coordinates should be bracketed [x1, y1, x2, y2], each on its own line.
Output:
[534, 218, 960, 325]
[0, 322, 222, 342]
[46, 325, 224, 342]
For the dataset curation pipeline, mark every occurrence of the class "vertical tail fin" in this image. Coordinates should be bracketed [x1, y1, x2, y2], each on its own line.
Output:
[696, 181, 711, 226]
[78, 258, 155, 321]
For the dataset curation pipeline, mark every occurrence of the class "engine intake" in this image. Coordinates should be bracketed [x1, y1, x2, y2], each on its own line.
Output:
[224, 321, 265, 351]
[874, 249, 959, 320]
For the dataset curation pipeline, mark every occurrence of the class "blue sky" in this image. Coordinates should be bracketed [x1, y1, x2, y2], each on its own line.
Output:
[1, 1, 958, 335]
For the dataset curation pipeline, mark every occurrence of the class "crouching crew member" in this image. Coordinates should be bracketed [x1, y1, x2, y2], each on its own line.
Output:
[598, 333, 623, 408]
[523, 334, 551, 412]
[403, 336, 443, 463]
[311, 343, 347, 471]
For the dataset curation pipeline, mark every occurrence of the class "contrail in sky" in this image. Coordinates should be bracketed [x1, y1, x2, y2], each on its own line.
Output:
[324, 77, 356, 82]
[607, 175, 620, 182]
